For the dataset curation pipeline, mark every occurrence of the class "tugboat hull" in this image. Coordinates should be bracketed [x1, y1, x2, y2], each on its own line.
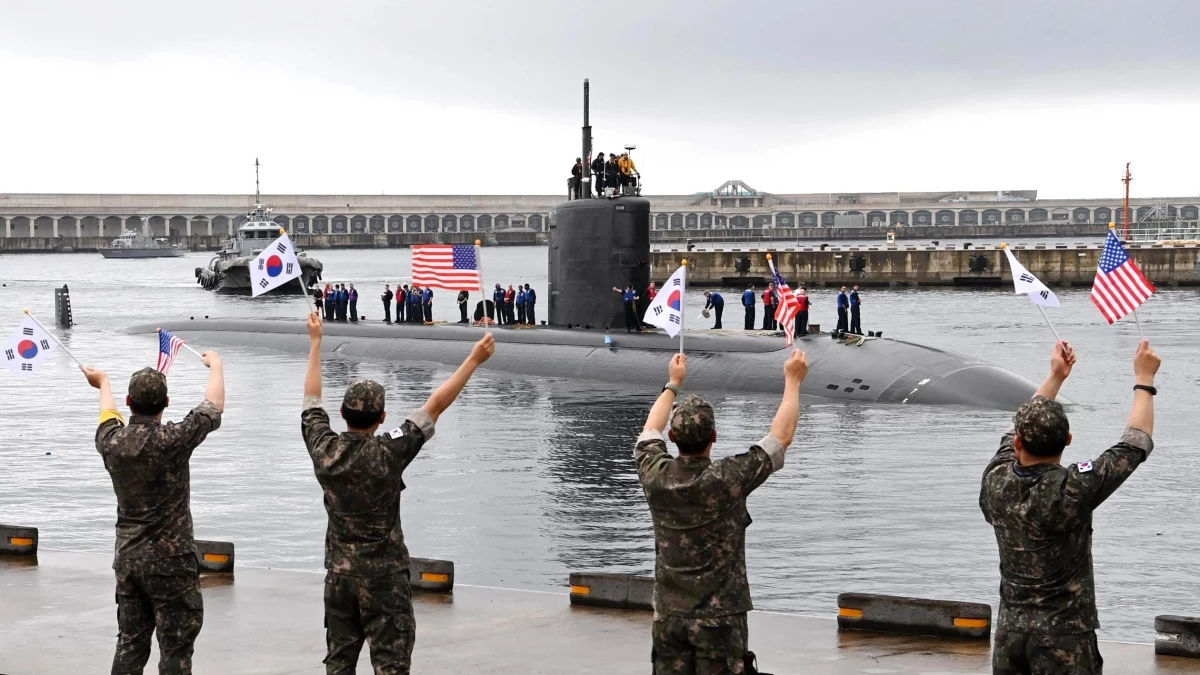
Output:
[100, 248, 186, 259]
[196, 256, 323, 293]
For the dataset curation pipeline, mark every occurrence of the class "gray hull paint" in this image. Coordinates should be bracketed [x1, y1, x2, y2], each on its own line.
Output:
[99, 248, 186, 258]
[128, 319, 1037, 408]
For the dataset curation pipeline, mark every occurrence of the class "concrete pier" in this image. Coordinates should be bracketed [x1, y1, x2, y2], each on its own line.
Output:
[657, 243, 1200, 286]
[3, 551, 1197, 674]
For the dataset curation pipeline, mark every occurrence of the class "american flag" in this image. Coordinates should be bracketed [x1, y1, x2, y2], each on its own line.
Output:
[156, 330, 185, 375]
[769, 262, 802, 347]
[1090, 230, 1156, 324]
[412, 244, 481, 291]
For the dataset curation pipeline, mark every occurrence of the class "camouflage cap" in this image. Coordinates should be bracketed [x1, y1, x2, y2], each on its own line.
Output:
[1014, 395, 1070, 456]
[670, 394, 716, 446]
[342, 379, 386, 413]
[128, 367, 168, 408]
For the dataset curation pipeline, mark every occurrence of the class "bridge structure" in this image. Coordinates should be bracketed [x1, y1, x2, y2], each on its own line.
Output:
[1, 184, 1197, 241]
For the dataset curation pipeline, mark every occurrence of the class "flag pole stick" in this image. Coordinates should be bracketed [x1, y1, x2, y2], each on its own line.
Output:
[22, 309, 84, 367]
[679, 258, 688, 355]
[280, 228, 314, 319]
[157, 327, 204, 361]
[476, 240, 489, 335]
[1035, 305, 1063, 344]
[1132, 308, 1144, 339]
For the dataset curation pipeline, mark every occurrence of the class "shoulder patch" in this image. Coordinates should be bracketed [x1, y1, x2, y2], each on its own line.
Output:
[1078, 460, 1093, 473]
[388, 427, 404, 439]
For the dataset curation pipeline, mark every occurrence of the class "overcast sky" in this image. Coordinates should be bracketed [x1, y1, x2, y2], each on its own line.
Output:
[1, 0, 1198, 198]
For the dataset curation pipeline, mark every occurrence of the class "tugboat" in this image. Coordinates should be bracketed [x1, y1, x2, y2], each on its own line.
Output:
[99, 217, 186, 258]
[195, 161, 323, 293]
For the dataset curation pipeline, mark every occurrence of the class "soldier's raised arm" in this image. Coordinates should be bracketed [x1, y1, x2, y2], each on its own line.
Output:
[420, 333, 495, 423]
[1062, 339, 1159, 517]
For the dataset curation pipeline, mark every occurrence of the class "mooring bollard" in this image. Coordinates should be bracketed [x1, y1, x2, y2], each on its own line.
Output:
[194, 540, 235, 574]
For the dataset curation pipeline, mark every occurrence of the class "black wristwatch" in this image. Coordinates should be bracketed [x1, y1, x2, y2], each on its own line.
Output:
[1133, 384, 1157, 396]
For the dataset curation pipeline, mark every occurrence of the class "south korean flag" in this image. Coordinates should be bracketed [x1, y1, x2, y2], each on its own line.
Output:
[249, 231, 303, 297]
[1003, 246, 1060, 308]
[4, 317, 58, 379]
[644, 264, 686, 338]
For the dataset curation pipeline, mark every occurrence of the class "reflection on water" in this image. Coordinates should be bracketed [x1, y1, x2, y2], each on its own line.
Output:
[0, 247, 1196, 642]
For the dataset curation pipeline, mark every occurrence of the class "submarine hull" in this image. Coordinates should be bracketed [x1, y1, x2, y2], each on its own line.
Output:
[127, 319, 1038, 409]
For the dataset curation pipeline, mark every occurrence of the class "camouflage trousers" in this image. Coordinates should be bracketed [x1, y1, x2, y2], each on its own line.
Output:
[111, 554, 204, 675]
[324, 571, 416, 675]
[992, 629, 1103, 675]
[652, 613, 748, 675]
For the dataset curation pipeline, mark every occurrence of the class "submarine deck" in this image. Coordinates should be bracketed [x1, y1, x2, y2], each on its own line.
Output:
[3, 551, 1196, 674]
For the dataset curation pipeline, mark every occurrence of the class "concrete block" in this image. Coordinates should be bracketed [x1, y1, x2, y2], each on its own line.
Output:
[836, 592, 991, 640]
[569, 572, 653, 610]
[195, 540, 234, 574]
[410, 558, 454, 593]
[0, 524, 38, 555]
[1156, 615, 1200, 657]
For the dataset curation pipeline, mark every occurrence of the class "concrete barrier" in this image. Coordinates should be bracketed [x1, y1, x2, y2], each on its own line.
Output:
[410, 558, 454, 593]
[194, 540, 235, 574]
[1156, 615, 1200, 657]
[837, 592, 991, 639]
[569, 572, 653, 610]
[0, 524, 38, 555]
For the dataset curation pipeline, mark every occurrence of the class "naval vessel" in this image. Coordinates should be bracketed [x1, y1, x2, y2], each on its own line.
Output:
[99, 218, 186, 258]
[137, 81, 1037, 408]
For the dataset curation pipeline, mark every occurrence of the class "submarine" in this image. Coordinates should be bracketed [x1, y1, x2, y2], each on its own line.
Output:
[127, 81, 1038, 410]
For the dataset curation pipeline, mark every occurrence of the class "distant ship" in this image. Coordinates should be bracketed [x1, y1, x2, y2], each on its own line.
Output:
[195, 161, 324, 293]
[99, 218, 186, 258]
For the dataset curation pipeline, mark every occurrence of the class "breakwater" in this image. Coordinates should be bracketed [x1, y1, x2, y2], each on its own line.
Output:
[0, 230, 546, 253]
[657, 243, 1200, 286]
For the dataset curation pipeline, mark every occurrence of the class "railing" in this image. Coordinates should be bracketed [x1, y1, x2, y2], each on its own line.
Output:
[1126, 221, 1200, 243]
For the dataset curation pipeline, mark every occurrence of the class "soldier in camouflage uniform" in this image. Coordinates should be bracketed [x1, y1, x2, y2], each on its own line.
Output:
[635, 350, 808, 674]
[82, 353, 226, 675]
[300, 312, 495, 674]
[980, 339, 1159, 675]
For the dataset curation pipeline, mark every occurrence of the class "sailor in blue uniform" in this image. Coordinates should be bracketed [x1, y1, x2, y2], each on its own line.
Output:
[516, 287, 527, 325]
[524, 284, 537, 325]
[836, 285, 849, 333]
[422, 287, 433, 323]
[493, 284, 506, 325]
[614, 285, 640, 332]
[703, 291, 724, 330]
[849, 284, 862, 335]
[741, 285, 756, 331]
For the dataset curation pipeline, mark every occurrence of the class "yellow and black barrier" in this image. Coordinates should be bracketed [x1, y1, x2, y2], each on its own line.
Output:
[1156, 615, 1200, 658]
[0, 524, 38, 555]
[569, 572, 653, 610]
[194, 540, 235, 574]
[837, 592, 991, 639]
[410, 558, 454, 593]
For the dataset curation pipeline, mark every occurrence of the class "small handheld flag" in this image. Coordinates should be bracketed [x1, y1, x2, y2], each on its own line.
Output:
[249, 231, 303, 297]
[1002, 244, 1062, 342]
[644, 263, 686, 339]
[1002, 246, 1059, 308]
[766, 255, 801, 347]
[5, 314, 60, 379]
[1091, 228, 1156, 327]
[156, 329, 186, 375]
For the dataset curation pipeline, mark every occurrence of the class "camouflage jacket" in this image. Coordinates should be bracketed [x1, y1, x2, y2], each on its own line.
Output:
[980, 424, 1153, 634]
[635, 431, 784, 619]
[301, 402, 435, 578]
[95, 400, 222, 561]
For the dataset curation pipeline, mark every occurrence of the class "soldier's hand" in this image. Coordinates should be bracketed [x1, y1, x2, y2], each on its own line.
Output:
[784, 349, 809, 384]
[308, 312, 323, 341]
[668, 353, 687, 387]
[201, 351, 222, 369]
[470, 333, 495, 364]
[79, 365, 109, 389]
[1049, 340, 1075, 380]
[1133, 339, 1160, 385]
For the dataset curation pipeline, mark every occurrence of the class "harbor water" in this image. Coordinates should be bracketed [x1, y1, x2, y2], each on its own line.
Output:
[1, 246, 1196, 643]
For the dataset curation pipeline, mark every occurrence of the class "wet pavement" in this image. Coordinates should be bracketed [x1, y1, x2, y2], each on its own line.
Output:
[2, 551, 1198, 674]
